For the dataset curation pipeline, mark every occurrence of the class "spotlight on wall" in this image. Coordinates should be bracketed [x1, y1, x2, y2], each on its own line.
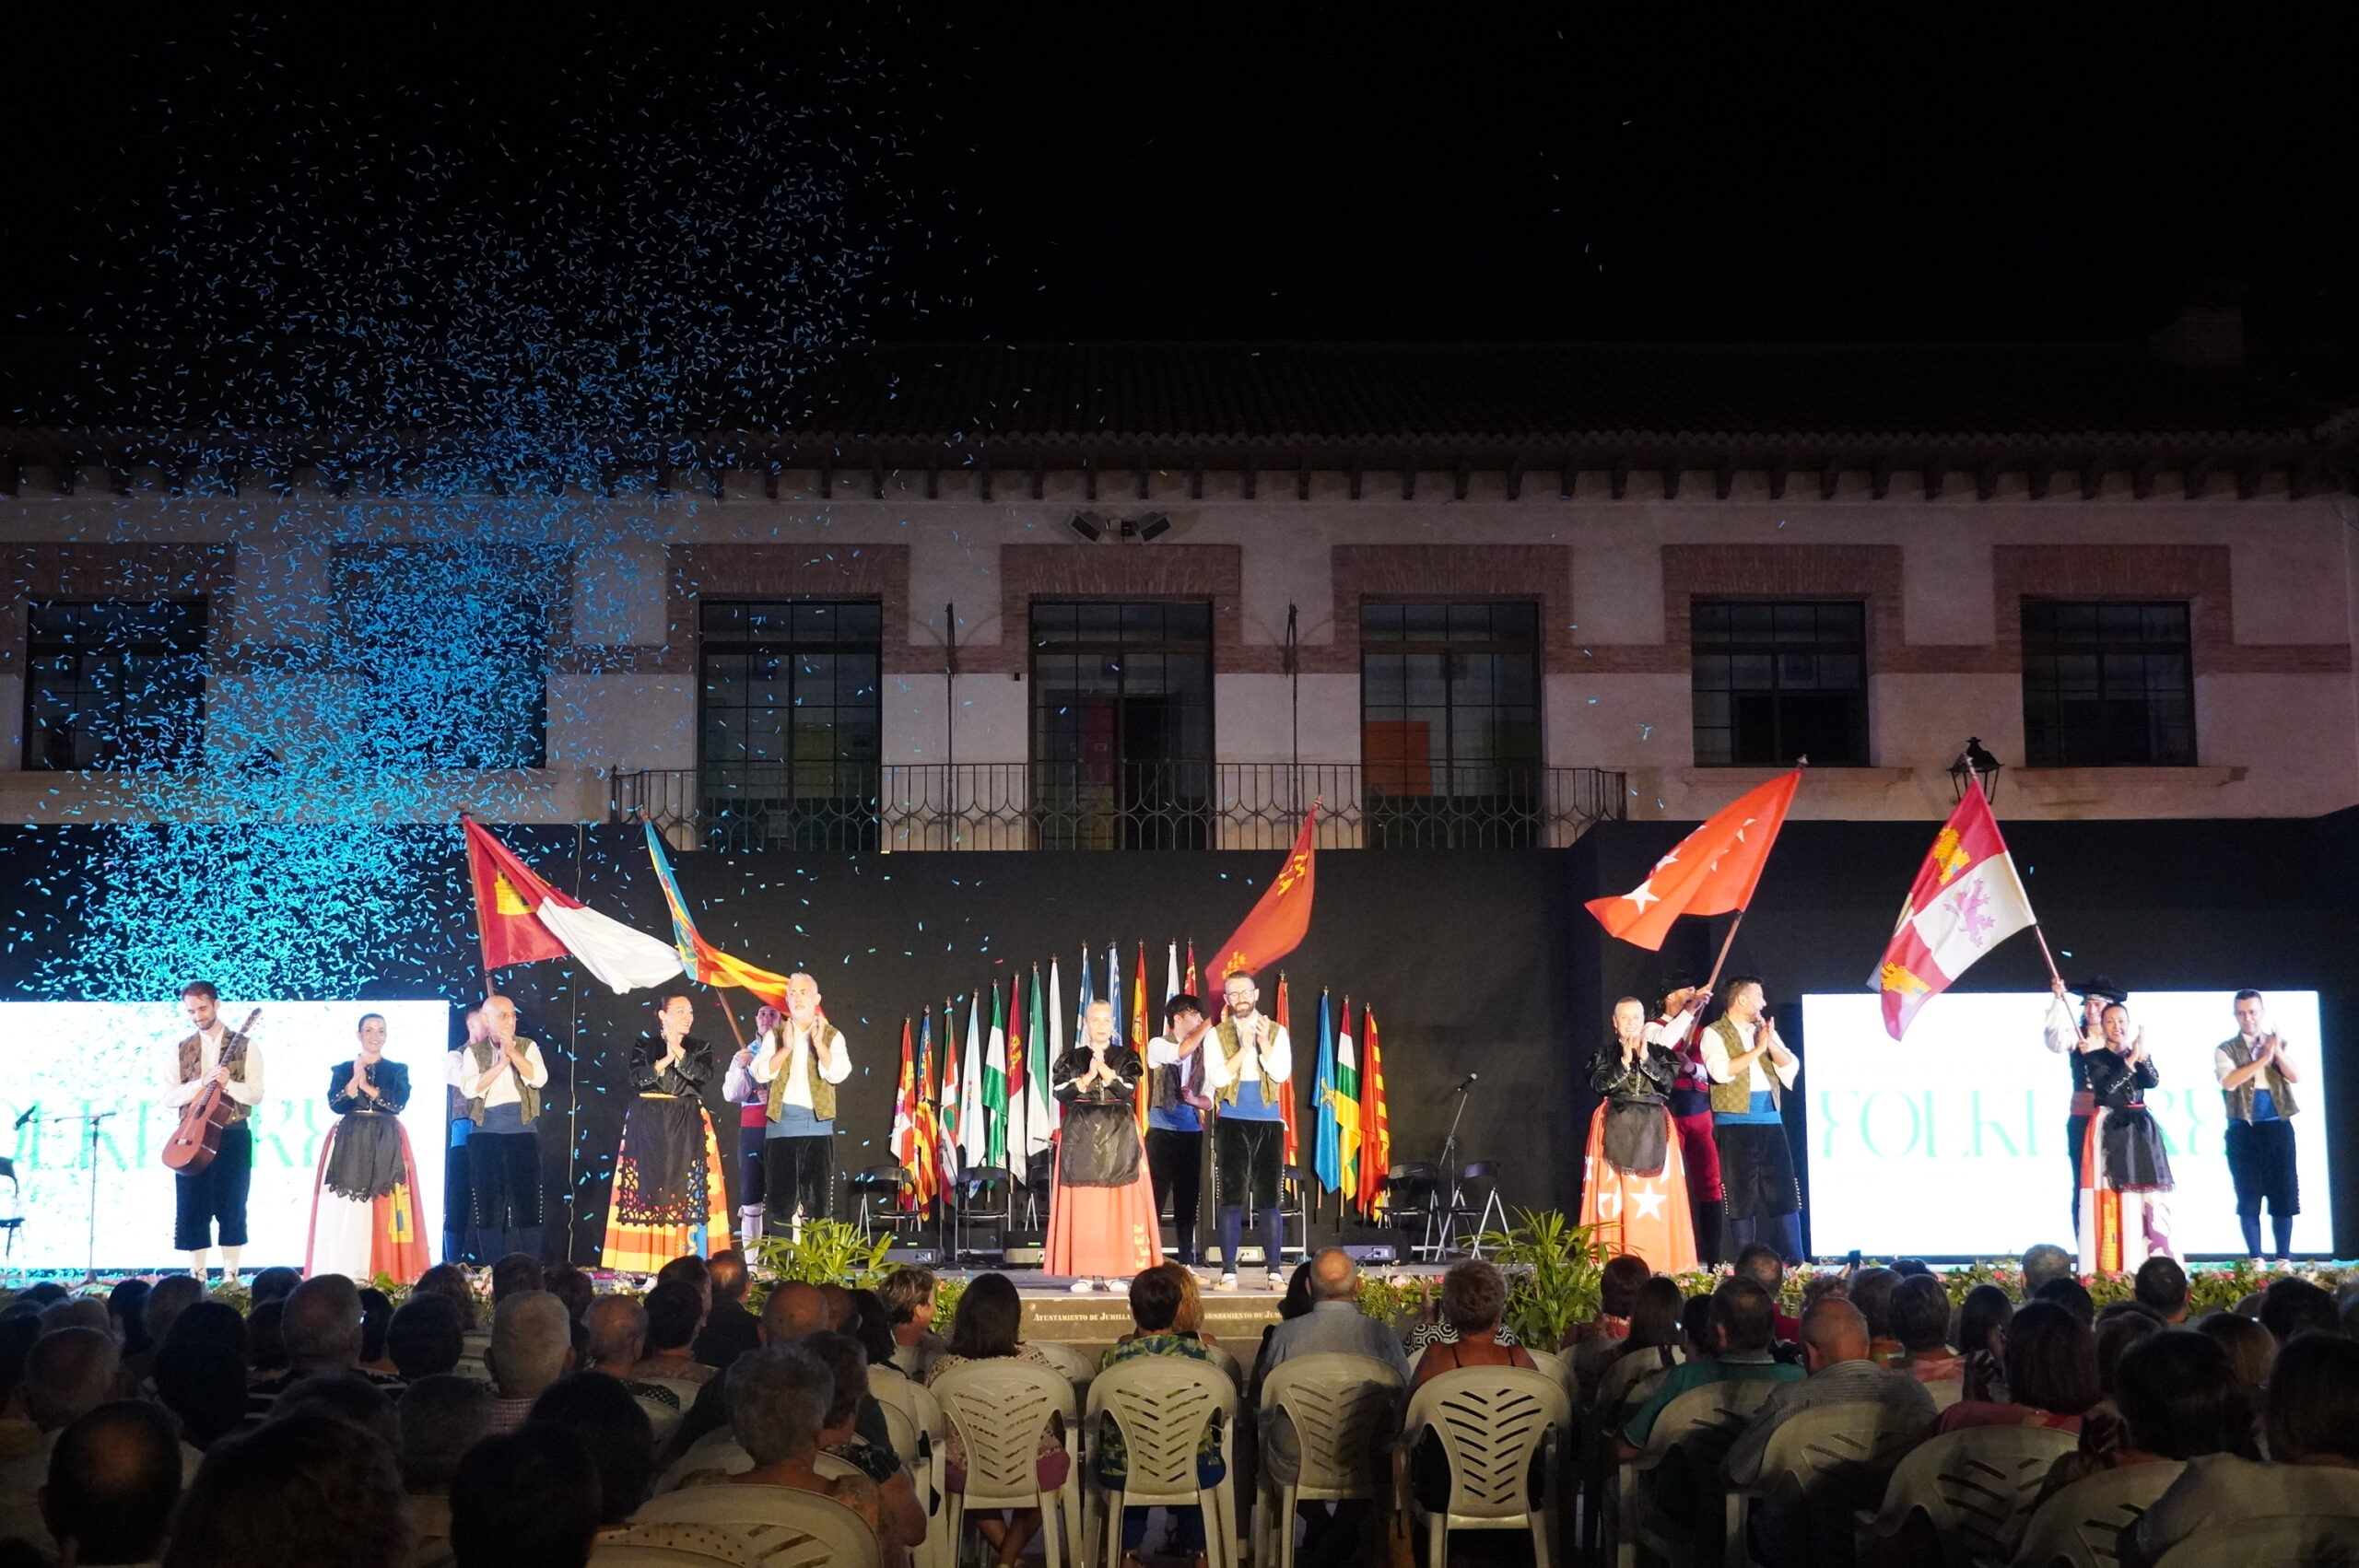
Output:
[1126, 511, 1173, 543]
[1068, 511, 1107, 542]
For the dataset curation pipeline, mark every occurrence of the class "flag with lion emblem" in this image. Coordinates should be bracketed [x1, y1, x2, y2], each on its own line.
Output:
[1874, 787, 2038, 1038]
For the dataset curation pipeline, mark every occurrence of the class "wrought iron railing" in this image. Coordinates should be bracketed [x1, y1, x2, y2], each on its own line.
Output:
[616, 761, 1626, 852]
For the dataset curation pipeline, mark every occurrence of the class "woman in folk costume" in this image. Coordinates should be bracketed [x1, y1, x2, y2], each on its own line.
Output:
[1578, 997, 1697, 1271]
[307, 1012, 429, 1282]
[2078, 1000, 2175, 1273]
[600, 992, 732, 1270]
[1046, 999, 1163, 1293]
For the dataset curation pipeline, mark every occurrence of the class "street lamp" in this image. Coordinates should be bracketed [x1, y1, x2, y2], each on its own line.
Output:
[1949, 737, 2002, 802]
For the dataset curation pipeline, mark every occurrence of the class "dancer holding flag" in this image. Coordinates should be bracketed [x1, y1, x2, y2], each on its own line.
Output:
[1047, 999, 1160, 1291]
[2080, 1000, 2176, 1272]
[1578, 997, 1697, 1271]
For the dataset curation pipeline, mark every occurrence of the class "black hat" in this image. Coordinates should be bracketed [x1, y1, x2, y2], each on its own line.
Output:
[2071, 976, 2128, 1003]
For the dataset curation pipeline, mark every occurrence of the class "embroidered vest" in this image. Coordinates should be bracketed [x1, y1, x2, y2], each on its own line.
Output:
[1150, 1034, 1206, 1112]
[764, 1022, 841, 1124]
[464, 1036, 543, 1125]
[176, 1030, 254, 1125]
[2216, 1035, 2300, 1123]
[1211, 1018, 1274, 1109]
[1706, 1018, 1781, 1117]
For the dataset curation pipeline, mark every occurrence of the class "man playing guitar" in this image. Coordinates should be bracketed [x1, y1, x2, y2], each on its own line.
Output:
[162, 981, 264, 1281]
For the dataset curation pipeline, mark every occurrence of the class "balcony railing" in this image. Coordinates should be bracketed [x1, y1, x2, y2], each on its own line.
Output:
[613, 761, 1627, 852]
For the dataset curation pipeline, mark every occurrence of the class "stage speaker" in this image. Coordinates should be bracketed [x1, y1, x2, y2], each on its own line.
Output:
[1343, 1243, 1397, 1264]
[884, 1247, 939, 1267]
[1003, 1245, 1044, 1266]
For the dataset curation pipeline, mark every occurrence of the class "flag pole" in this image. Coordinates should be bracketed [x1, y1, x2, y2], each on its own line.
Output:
[709, 989, 748, 1052]
[2028, 924, 2065, 988]
[1701, 907, 1748, 993]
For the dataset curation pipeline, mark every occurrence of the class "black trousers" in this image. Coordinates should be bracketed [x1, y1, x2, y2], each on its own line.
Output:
[764, 1134, 834, 1226]
[2066, 1112, 2090, 1231]
[1215, 1117, 1285, 1210]
[1145, 1127, 1203, 1261]
[2225, 1117, 2299, 1219]
[1715, 1121, 1799, 1220]
[737, 1123, 768, 1211]
[174, 1123, 252, 1251]
[469, 1130, 543, 1231]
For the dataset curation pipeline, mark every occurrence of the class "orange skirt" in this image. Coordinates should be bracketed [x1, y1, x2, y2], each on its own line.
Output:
[599, 1104, 732, 1272]
[1044, 1134, 1164, 1279]
[1576, 1101, 1697, 1272]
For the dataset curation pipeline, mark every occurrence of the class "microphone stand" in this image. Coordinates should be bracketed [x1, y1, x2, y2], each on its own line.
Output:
[1434, 1080, 1475, 1258]
[44, 1110, 117, 1283]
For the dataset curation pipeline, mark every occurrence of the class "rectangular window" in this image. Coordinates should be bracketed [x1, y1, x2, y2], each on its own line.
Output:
[344, 585, 548, 770]
[2022, 601, 2195, 766]
[24, 599, 208, 770]
[698, 600, 884, 850]
[1691, 601, 1869, 766]
[1030, 601, 1214, 849]
[1359, 602, 1543, 847]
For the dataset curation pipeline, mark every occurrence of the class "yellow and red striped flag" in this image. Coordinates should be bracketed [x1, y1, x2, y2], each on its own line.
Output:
[1356, 1005, 1392, 1215]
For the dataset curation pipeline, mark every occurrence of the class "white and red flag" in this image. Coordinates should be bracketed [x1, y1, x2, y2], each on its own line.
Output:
[1874, 787, 2038, 1038]
[463, 815, 685, 994]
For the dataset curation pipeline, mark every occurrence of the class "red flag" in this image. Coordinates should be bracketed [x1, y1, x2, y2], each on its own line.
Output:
[1213, 809, 1318, 979]
[1184, 941, 1199, 998]
[463, 816, 682, 991]
[890, 1020, 920, 1211]
[1875, 787, 2039, 1039]
[1356, 1005, 1391, 1215]
[1583, 769, 1801, 951]
[1274, 973, 1299, 1166]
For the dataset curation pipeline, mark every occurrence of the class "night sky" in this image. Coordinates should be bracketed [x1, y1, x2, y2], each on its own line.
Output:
[4, 7, 2355, 348]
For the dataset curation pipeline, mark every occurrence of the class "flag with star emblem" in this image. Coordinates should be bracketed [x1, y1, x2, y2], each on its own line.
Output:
[1583, 769, 1802, 950]
[1874, 784, 2039, 1038]
[1211, 808, 1319, 979]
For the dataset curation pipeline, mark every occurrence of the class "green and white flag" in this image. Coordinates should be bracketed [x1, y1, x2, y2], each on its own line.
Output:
[982, 979, 1009, 1169]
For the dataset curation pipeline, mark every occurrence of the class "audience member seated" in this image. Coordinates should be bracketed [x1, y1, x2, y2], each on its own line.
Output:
[804, 1330, 924, 1566]
[2192, 1310, 2273, 1407]
[1561, 1255, 1645, 1396]
[270, 1369, 403, 1450]
[1934, 1301, 2100, 1434]
[490, 1254, 546, 1304]
[0, 1327, 123, 1551]
[1734, 1243, 1802, 1342]
[104, 1280, 149, 1360]
[1886, 1275, 1963, 1389]
[581, 1296, 684, 1445]
[2034, 1329, 2250, 1510]
[1956, 1283, 2014, 1401]
[244, 1300, 288, 1375]
[155, 1301, 244, 1368]
[530, 1372, 656, 1527]
[1620, 1278, 1803, 1453]
[666, 1280, 873, 1464]
[846, 1290, 903, 1375]
[1725, 1296, 1936, 1480]
[249, 1267, 302, 1308]
[925, 1271, 1064, 1566]
[2020, 1244, 2075, 1297]
[1845, 1268, 1902, 1364]
[484, 1292, 574, 1435]
[693, 1250, 761, 1370]
[1168, 1262, 1219, 1348]
[398, 1375, 490, 1568]
[1594, 1276, 1688, 1422]
[725, 1346, 887, 1541]
[1257, 1249, 1411, 1394]
[249, 1274, 404, 1419]
[1248, 1259, 1317, 1393]
[449, 1425, 599, 1568]
[41, 1300, 113, 1340]
[2258, 1275, 2339, 1345]
[2033, 1275, 2095, 1328]
[878, 1266, 949, 1383]
[2120, 1332, 2359, 1568]
[1097, 1265, 1224, 1562]
[387, 1293, 466, 1382]
[153, 1342, 250, 1452]
[544, 1267, 596, 1338]
[359, 1286, 399, 1375]
[165, 1409, 410, 1568]
[630, 1281, 713, 1399]
[2091, 1304, 2165, 1447]
[127, 1277, 203, 1385]
[1413, 1260, 1538, 1390]
[40, 1401, 179, 1568]
[2133, 1258, 2190, 1325]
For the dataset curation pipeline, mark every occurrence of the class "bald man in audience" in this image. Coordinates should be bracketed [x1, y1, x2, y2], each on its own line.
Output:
[248, 1274, 403, 1417]
[581, 1295, 684, 1445]
[483, 1292, 574, 1436]
[0, 1328, 123, 1550]
[40, 1401, 180, 1568]
[1254, 1248, 1411, 1388]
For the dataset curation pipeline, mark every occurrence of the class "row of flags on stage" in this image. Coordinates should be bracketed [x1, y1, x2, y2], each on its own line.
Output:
[1584, 766, 2045, 1038]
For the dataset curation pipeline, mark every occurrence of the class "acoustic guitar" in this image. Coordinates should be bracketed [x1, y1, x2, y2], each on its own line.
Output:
[160, 1007, 263, 1173]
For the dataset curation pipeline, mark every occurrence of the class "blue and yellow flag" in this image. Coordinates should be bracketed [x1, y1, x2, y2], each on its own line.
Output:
[642, 821, 792, 1009]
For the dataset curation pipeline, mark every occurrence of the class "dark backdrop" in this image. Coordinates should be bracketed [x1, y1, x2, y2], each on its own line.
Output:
[1567, 808, 2359, 1259]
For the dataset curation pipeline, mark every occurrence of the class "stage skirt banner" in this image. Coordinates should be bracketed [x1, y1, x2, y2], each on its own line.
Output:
[600, 1095, 731, 1272]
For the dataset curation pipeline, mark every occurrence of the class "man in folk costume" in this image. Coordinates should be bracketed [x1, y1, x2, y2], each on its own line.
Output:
[1580, 996, 1697, 1272]
[2045, 975, 2122, 1233]
[2080, 1001, 2174, 1272]
[2217, 989, 2304, 1262]
[162, 981, 264, 1281]
[1699, 977, 1803, 1264]
[751, 971, 851, 1235]
[1144, 991, 1215, 1267]
[1649, 976, 1724, 1266]
[1201, 968, 1293, 1292]
[448, 993, 548, 1260]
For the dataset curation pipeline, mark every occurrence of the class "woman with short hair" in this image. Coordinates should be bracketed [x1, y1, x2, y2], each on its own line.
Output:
[1045, 1000, 1162, 1293]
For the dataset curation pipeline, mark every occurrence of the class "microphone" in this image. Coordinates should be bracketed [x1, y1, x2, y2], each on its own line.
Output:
[1452, 1072, 1478, 1093]
[12, 1104, 35, 1131]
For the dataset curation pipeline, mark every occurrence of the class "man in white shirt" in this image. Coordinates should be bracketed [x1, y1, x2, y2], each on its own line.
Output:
[2214, 988, 2303, 1261]
[448, 994, 550, 1260]
[1144, 992, 1214, 1266]
[751, 972, 852, 1235]
[1202, 970, 1293, 1291]
[1700, 977, 1802, 1264]
[161, 981, 264, 1281]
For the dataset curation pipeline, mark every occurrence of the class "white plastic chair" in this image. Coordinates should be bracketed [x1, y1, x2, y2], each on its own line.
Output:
[654, 1433, 863, 1495]
[1029, 1338, 1098, 1395]
[1254, 1352, 1403, 1568]
[869, 1365, 952, 1568]
[2007, 1461, 2185, 1568]
[1402, 1364, 1572, 1568]
[1614, 1377, 1778, 1568]
[1083, 1355, 1238, 1568]
[636, 1483, 884, 1568]
[1726, 1399, 1930, 1568]
[2151, 1512, 2359, 1567]
[1859, 1422, 2078, 1567]
[590, 1541, 755, 1568]
[1202, 1340, 1245, 1393]
[931, 1358, 1084, 1568]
